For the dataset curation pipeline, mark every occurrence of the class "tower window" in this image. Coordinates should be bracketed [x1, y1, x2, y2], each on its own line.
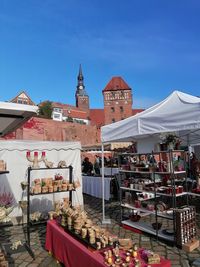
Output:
[112, 118, 115, 123]
[120, 106, 123, 112]
[111, 107, 115, 112]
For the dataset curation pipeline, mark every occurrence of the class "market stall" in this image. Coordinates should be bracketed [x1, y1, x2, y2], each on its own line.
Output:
[82, 175, 112, 200]
[45, 219, 171, 267]
[101, 90, 200, 250]
[101, 90, 200, 148]
[0, 140, 83, 222]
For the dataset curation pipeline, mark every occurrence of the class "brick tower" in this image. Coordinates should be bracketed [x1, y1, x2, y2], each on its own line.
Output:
[103, 77, 133, 125]
[75, 65, 89, 112]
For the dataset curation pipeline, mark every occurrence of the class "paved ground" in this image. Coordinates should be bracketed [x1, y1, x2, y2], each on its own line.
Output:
[0, 194, 200, 267]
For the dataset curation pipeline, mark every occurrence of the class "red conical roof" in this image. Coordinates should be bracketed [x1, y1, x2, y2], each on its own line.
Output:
[103, 76, 131, 92]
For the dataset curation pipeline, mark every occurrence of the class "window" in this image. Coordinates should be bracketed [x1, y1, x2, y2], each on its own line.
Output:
[120, 106, 123, 112]
[112, 118, 115, 123]
[17, 97, 28, 104]
[111, 107, 115, 112]
[54, 114, 60, 118]
[53, 114, 61, 119]
[54, 108, 62, 113]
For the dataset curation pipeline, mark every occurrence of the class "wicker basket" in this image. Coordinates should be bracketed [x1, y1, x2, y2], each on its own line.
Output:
[0, 160, 6, 171]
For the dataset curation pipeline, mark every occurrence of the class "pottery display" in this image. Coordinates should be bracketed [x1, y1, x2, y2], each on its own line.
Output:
[0, 206, 14, 223]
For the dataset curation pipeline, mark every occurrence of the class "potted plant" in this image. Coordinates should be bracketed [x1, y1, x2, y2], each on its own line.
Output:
[159, 132, 180, 150]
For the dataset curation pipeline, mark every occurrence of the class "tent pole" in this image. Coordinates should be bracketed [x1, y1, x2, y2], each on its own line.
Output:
[101, 143, 111, 224]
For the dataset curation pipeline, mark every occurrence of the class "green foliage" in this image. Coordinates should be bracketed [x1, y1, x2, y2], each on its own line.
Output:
[39, 101, 53, 119]
[165, 134, 177, 144]
[73, 119, 86, 125]
[66, 116, 74, 123]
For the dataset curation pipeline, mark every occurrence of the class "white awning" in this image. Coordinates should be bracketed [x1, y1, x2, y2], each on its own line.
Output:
[101, 90, 200, 145]
[0, 102, 38, 137]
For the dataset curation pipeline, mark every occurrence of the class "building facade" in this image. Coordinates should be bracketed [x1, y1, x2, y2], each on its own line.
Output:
[6, 66, 144, 145]
[102, 77, 133, 125]
[51, 65, 90, 125]
[10, 91, 35, 105]
[75, 65, 90, 113]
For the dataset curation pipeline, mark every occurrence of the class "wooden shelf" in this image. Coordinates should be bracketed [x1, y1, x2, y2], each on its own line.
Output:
[119, 169, 152, 174]
[28, 166, 70, 171]
[136, 193, 157, 202]
[120, 186, 187, 197]
[0, 221, 13, 228]
[29, 220, 47, 226]
[156, 150, 185, 153]
[121, 203, 173, 219]
[122, 219, 174, 242]
[188, 192, 200, 197]
[119, 150, 187, 247]
[119, 169, 186, 175]
[30, 189, 75, 196]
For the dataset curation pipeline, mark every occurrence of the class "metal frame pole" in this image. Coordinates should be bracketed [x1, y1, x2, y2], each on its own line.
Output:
[101, 143, 111, 224]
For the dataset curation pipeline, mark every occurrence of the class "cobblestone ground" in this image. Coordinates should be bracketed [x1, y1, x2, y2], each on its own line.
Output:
[0, 194, 200, 267]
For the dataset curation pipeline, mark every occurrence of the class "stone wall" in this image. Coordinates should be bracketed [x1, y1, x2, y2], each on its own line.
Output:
[2, 117, 101, 145]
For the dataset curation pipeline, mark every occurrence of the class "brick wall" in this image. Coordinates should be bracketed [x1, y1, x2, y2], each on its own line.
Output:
[2, 117, 101, 146]
[103, 90, 133, 124]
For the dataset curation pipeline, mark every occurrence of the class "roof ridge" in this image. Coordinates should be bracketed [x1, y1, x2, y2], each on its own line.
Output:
[103, 76, 131, 92]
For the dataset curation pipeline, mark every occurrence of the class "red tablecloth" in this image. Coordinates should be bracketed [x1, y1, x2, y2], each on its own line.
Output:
[45, 220, 171, 267]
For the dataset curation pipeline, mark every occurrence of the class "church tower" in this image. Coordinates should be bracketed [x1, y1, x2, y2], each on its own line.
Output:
[103, 77, 133, 125]
[75, 65, 89, 112]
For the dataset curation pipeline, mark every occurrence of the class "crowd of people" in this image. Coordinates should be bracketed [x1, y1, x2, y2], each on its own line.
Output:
[81, 155, 118, 175]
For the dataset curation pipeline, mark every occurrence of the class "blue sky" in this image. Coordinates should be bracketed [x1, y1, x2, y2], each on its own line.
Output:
[1, 0, 200, 108]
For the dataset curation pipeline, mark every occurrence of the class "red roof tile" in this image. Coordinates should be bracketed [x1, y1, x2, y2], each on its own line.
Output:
[90, 109, 105, 126]
[103, 77, 131, 92]
[52, 102, 81, 111]
[52, 102, 89, 120]
[132, 109, 144, 116]
[67, 109, 88, 120]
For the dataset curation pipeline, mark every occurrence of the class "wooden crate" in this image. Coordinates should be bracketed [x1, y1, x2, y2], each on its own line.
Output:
[182, 239, 199, 252]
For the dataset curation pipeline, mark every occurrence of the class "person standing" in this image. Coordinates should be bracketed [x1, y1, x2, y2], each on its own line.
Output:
[94, 155, 100, 175]
[82, 157, 93, 175]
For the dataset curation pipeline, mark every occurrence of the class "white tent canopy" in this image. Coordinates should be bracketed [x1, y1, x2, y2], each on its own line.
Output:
[0, 101, 38, 137]
[0, 140, 83, 220]
[100, 90, 200, 224]
[101, 91, 200, 145]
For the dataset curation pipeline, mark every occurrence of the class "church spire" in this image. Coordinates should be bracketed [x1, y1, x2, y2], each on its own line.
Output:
[75, 64, 89, 110]
[76, 64, 88, 96]
[78, 64, 83, 81]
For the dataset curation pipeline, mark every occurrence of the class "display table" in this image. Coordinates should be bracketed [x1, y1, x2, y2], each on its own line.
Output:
[45, 220, 171, 267]
[45, 220, 105, 267]
[100, 167, 119, 176]
[82, 175, 112, 200]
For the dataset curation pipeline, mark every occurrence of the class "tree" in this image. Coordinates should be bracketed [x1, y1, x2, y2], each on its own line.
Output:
[38, 101, 53, 119]
[66, 116, 73, 123]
